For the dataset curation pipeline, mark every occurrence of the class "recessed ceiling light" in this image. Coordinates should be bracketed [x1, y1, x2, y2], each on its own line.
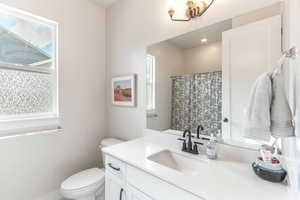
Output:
[201, 38, 208, 43]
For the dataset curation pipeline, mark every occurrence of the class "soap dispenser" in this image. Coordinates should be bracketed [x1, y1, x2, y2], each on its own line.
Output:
[206, 133, 218, 160]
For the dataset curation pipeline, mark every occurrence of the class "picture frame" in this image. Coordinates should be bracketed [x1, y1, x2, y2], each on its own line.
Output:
[112, 74, 137, 107]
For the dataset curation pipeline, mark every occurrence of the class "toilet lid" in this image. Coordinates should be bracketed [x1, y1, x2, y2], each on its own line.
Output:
[61, 168, 105, 191]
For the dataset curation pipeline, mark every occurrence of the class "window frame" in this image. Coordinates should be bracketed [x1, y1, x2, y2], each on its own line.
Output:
[146, 54, 156, 114]
[0, 4, 60, 137]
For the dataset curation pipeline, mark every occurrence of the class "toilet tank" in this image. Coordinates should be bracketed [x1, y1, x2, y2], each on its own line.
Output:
[100, 138, 123, 166]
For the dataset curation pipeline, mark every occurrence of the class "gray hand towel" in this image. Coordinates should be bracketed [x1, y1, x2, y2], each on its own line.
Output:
[270, 73, 295, 138]
[244, 72, 295, 141]
[244, 73, 273, 141]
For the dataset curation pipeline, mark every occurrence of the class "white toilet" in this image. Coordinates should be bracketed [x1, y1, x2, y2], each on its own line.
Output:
[60, 138, 123, 200]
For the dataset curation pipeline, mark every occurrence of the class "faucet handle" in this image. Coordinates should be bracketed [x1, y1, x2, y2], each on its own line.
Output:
[182, 134, 195, 138]
[200, 137, 210, 141]
[193, 142, 204, 155]
[194, 142, 204, 146]
[178, 138, 187, 151]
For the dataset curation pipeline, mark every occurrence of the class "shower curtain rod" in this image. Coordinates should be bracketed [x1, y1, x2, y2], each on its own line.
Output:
[170, 70, 222, 79]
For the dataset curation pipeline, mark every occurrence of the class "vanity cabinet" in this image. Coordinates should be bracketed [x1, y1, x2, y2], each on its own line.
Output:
[106, 166, 153, 200]
[105, 173, 127, 200]
[105, 155, 127, 200]
[105, 155, 202, 200]
[128, 186, 153, 200]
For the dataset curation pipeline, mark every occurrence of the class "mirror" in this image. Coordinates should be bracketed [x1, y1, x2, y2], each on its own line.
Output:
[146, 5, 283, 144]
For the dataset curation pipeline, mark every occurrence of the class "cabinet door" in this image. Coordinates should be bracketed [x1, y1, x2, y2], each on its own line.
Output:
[105, 173, 127, 200]
[128, 185, 153, 200]
[222, 15, 281, 141]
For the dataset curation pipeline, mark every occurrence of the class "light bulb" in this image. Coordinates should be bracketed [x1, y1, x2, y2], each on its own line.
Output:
[201, 38, 208, 43]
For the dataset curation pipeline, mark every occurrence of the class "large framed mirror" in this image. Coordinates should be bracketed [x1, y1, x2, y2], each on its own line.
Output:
[145, 3, 285, 147]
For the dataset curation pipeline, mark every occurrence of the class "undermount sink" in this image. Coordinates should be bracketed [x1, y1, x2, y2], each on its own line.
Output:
[147, 150, 206, 175]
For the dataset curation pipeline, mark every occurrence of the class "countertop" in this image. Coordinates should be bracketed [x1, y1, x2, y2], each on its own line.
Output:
[102, 133, 291, 200]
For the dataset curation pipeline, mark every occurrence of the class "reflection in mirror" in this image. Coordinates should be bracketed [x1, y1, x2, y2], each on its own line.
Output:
[146, 20, 231, 136]
[146, 4, 284, 144]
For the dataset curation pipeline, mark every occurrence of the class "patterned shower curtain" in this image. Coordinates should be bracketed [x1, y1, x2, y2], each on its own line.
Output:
[171, 71, 222, 135]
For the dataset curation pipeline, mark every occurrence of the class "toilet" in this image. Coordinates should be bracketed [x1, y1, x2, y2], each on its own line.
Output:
[60, 138, 123, 200]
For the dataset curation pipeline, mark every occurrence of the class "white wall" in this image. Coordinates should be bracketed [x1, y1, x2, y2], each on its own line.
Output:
[232, 2, 282, 28]
[107, 0, 283, 140]
[182, 41, 222, 74]
[284, 0, 300, 195]
[0, 0, 106, 199]
[147, 41, 184, 131]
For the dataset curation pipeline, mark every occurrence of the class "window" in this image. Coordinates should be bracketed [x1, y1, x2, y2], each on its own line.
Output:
[146, 54, 155, 113]
[0, 4, 59, 136]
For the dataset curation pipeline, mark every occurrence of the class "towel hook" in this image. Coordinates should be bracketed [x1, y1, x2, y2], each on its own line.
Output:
[283, 46, 298, 59]
[273, 46, 298, 77]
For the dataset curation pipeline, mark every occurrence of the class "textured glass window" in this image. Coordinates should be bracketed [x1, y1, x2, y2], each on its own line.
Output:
[0, 4, 58, 124]
[0, 69, 54, 118]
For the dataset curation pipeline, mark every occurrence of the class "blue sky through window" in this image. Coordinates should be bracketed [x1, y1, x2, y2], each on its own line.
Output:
[0, 12, 53, 56]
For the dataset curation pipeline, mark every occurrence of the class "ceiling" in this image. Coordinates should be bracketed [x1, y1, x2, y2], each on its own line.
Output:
[167, 19, 232, 49]
[93, 0, 119, 8]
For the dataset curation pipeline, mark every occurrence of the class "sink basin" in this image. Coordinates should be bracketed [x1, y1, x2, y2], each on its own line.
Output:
[147, 150, 206, 175]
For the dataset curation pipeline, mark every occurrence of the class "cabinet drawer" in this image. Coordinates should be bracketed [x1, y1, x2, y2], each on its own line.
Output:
[105, 155, 126, 181]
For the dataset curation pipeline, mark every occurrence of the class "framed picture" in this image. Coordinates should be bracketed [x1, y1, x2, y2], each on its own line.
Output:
[112, 74, 137, 107]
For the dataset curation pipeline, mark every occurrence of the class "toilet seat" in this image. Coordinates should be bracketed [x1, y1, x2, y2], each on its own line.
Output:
[61, 168, 105, 199]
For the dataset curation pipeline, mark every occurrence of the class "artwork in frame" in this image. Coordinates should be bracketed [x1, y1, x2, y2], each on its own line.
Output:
[112, 74, 137, 107]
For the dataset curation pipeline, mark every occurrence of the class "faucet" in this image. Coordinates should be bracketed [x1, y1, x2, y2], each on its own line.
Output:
[196, 125, 204, 139]
[196, 125, 211, 142]
[178, 130, 203, 155]
[183, 130, 193, 152]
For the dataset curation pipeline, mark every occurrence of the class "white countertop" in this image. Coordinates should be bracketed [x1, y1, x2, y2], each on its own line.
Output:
[102, 133, 291, 200]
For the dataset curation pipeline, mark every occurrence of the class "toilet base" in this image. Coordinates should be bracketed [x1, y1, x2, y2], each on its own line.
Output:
[60, 168, 105, 200]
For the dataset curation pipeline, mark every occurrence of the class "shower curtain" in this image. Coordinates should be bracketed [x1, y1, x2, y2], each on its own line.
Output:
[171, 71, 222, 135]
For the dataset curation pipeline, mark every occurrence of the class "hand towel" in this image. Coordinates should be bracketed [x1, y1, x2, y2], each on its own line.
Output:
[244, 73, 273, 141]
[244, 72, 295, 141]
[270, 73, 295, 138]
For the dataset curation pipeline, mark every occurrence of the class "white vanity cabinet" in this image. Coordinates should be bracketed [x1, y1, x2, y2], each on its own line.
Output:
[105, 155, 128, 200]
[105, 155, 202, 200]
[128, 186, 153, 200]
[105, 172, 152, 200]
[105, 155, 152, 200]
[105, 173, 126, 200]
